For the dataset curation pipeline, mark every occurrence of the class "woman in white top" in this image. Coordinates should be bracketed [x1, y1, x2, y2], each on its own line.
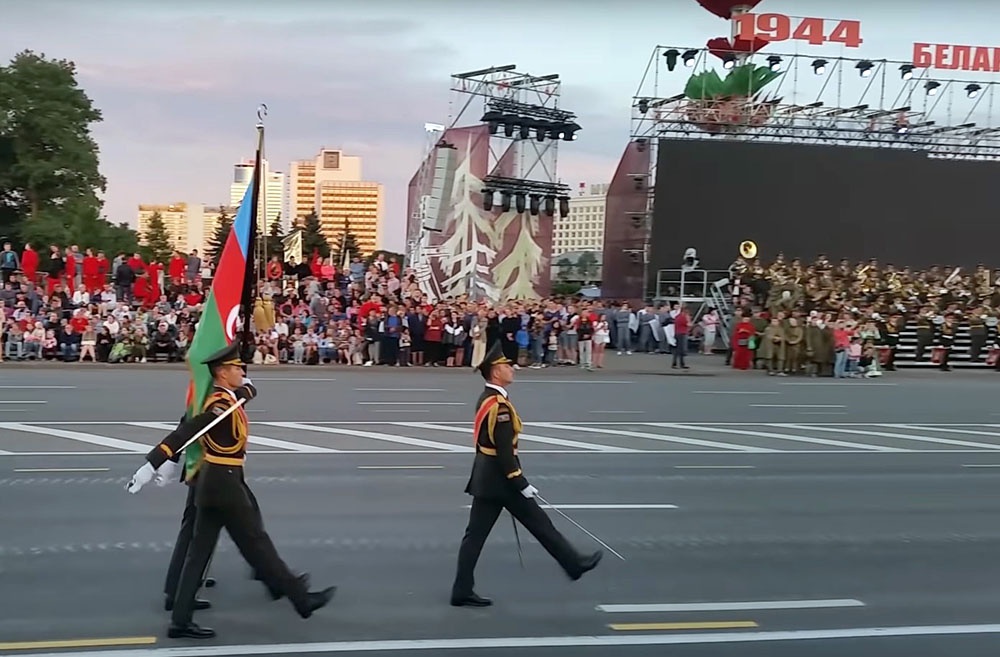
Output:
[701, 310, 719, 354]
[592, 317, 609, 368]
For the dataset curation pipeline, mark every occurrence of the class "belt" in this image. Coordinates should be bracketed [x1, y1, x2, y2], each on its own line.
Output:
[204, 455, 245, 467]
[476, 446, 517, 457]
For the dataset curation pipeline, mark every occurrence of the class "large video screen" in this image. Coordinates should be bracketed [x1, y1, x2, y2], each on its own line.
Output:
[649, 138, 1000, 275]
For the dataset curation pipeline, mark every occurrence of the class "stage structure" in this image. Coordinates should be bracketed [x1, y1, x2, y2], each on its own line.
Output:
[406, 65, 577, 302]
[607, 44, 1000, 301]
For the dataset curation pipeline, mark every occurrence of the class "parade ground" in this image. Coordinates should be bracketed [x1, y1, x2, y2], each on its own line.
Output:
[3, 356, 1000, 656]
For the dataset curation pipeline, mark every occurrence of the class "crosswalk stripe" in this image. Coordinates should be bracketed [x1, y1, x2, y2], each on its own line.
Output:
[131, 422, 340, 453]
[652, 423, 906, 452]
[786, 425, 1000, 451]
[400, 422, 638, 453]
[263, 422, 472, 452]
[530, 423, 771, 453]
[0, 423, 148, 452]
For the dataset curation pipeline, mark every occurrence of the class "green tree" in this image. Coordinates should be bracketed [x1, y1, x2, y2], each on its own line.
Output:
[142, 211, 173, 263]
[576, 251, 598, 283]
[263, 212, 285, 262]
[300, 211, 330, 259]
[331, 231, 361, 267]
[205, 208, 232, 267]
[19, 196, 140, 256]
[556, 257, 575, 281]
[0, 50, 105, 230]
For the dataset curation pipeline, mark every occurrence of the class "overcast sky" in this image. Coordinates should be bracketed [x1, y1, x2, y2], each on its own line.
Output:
[1, 0, 995, 251]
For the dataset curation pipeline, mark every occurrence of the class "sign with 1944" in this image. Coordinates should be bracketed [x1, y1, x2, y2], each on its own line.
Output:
[735, 13, 863, 49]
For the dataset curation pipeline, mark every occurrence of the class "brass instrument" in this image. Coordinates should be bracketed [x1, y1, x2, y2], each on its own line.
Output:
[739, 240, 757, 259]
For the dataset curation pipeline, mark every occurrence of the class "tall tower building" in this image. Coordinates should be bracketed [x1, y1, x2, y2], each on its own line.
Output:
[286, 148, 384, 256]
[229, 159, 285, 230]
[137, 203, 236, 256]
[552, 182, 609, 257]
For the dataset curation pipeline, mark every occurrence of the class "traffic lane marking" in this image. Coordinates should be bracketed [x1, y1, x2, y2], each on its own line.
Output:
[598, 599, 866, 613]
[609, 621, 758, 631]
[0, 636, 155, 651]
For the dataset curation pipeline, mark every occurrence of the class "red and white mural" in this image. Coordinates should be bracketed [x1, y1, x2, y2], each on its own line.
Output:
[406, 124, 554, 302]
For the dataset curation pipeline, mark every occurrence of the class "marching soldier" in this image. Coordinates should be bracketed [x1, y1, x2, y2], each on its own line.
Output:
[968, 307, 988, 362]
[938, 314, 955, 371]
[451, 342, 602, 608]
[128, 342, 334, 638]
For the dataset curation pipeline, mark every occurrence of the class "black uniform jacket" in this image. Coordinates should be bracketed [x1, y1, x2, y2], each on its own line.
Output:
[146, 382, 257, 507]
[465, 386, 530, 500]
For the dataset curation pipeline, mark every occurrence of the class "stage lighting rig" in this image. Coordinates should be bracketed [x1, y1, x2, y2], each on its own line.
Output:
[482, 176, 571, 217]
[480, 98, 582, 143]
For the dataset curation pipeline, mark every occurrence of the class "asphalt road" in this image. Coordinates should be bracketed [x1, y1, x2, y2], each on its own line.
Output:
[2, 355, 1000, 656]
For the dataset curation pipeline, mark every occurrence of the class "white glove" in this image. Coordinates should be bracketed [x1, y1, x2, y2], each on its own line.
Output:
[520, 484, 538, 499]
[126, 462, 155, 494]
[155, 459, 179, 487]
[242, 376, 253, 386]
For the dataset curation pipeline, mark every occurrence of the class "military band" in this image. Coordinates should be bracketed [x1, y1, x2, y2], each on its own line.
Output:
[450, 342, 602, 607]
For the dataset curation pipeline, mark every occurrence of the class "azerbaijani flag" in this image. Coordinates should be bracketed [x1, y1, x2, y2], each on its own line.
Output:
[182, 179, 257, 479]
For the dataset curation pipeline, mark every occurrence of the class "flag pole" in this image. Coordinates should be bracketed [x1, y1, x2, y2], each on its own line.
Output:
[240, 104, 266, 362]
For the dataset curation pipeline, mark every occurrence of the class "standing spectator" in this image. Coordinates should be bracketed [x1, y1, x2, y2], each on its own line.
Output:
[614, 302, 633, 355]
[20, 243, 38, 285]
[577, 314, 594, 371]
[672, 305, 690, 369]
[700, 309, 719, 354]
[592, 315, 609, 368]
[0, 242, 19, 284]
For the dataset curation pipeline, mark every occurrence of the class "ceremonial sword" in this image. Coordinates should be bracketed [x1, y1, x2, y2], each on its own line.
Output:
[536, 494, 626, 561]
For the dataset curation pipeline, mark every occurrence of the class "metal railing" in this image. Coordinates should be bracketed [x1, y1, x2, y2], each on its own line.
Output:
[652, 268, 732, 302]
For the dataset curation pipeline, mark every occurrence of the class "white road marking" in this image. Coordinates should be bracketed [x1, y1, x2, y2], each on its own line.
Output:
[894, 425, 1000, 441]
[654, 423, 904, 452]
[589, 410, 646, 414]
[0, 386, 76, 389]
[129, 422, 339, 453]
[252, 377, 338, 381]
[751, 404, 846, 408]
[358, 465, 443, 470]
[598, 598, 866, 613]
[533, 422, 771, 453]
[264, 422, 472, 452]
[693, 391, 779, 395]
[355, 388, 446, 392]
[675, 465, 756, 470]
[356, 402, 465, 406]
[15, 468, 110, 473]
[14, 420, 1000, 426]
[401, 422, 638, 453]
[778, 382, 898, 386]
[464, 504, 678, 510]
[962, 464, 1000, 468]
[516, 380, 633, 384]
[24, 624, 1000, 655]
[0, 401, 47, 404]
[784, 424, 1000, 451]
[0, 423, 148, 452]
[372, 410, 430, 413]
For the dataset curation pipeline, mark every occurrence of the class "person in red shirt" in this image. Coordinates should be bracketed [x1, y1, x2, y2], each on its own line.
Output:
[309, 251, 323, 279]
[69, 309, 89, 333]
[63, 247, 75, 295]
[21, 244, 38, 285]
[147, 260, 163, 299]
[168, 251, 186, 287]
[183, 289, 203, 307]
[672, 305, 691, 370]
[95, 251, 110, 291]
[82, 248, 99, 293]
[127, 252, 145, 275]
[266, 255, 282, 282]
[133, 274, 151, 307]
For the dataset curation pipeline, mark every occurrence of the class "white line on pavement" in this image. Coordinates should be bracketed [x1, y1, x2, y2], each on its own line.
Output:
[355, 388, 446, 392]
[401, 421, 639, 453]
[356, 402, 465, 406]
[264, 422, 472, 452]
[675, 465, 756, 469]
[0, 386, 76, 389]
[693, 391, 779, 395]
[23, 624, 1000, 656]
[778, 382, 898, 386]
[129, 422, 340, 453]
[598, 599, 865, 613]
[589, 410, 646, 414]
[516, 380, 633, 384]
[0, 401, 47, 404]
[653, 423, 903, 452]
[15, 468, 110, 473]
[464, 504, 678, 510]
[358, 465, 444, 470]
[539, 422, 774, 453]
[962, 464, 1000, 468]
[782, 424, 1000, 451]
[0, 423, 148, 452]
[252, 378, 338, 382]
[751, 404, 846, 408]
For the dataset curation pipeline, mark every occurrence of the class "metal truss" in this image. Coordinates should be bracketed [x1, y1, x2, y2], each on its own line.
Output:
[450, 65, 569, 185]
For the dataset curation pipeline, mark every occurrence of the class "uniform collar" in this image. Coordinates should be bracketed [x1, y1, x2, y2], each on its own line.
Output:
[485, 382, 508, 399]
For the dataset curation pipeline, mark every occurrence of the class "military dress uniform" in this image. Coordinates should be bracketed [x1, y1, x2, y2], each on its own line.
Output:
[142, 342, 334, 639]
[451, 342, 602, 607]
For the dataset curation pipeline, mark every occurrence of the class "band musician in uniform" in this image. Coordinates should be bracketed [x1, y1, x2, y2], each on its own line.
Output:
[450, 342, 603, 608]
[127, 342, 334, 639]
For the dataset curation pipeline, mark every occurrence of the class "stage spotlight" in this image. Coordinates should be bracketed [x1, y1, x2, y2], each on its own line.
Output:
[766, 55, 782, 71]
[503, 119, 516, 137]
[558, 195, 570, 218]
[637, 98, 649, 114]
[895, 124, 909, 134]
[551, 122, 580, 141]
[534, 122, 548, 142]
[966, 83, 982, 98]
[529, 195, 541, 216]
[925, 81, 941, 96]
[515, 193, 526, 214]
[856, 60, 874, 78]
[812, 59, 828, 75]
[682, 50, 698, 67]
[500, 192, 512, 213]
[519, 123, 531, 140]
[481, 189, 494, 211]
[543, 196, 556, 217]
[664, 49, 679, 71]
[722, 54, 736, 70]
[899, 64, 914, 80]
[481, 110, 503, 135]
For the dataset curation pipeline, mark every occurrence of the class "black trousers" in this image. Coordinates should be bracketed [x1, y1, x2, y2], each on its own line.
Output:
[170, 482, 306, 625]
[452, 493, 583, 598]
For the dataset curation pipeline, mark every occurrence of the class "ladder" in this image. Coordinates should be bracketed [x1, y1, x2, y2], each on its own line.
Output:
[709, 278, 733, 348]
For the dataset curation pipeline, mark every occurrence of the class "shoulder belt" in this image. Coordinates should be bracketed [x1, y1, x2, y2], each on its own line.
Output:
[472, 395, 504, 446]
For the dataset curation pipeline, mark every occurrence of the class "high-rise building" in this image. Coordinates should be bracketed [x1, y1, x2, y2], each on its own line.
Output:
[229, 159, 285, 230]
[286, 148, 383, 256]
[137, 203, 236, 256]
[552, 182, 609, 257]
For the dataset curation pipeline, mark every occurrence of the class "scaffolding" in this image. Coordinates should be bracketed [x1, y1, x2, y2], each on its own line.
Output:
[629, 45, 1000, 298]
